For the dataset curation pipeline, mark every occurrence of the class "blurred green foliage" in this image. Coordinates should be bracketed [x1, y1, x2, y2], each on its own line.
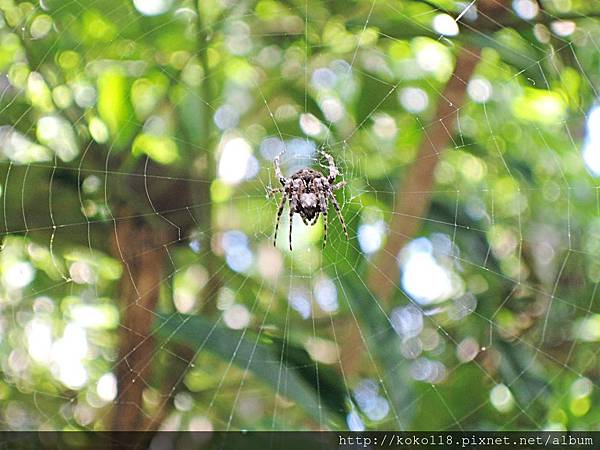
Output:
[0, 0, 600, 432]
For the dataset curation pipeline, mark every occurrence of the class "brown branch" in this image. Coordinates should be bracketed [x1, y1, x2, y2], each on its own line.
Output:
[340, 45, 482, 375]
[343, 1, 519, 377]
[366, 46, 481, 303]
[110, 219, 170, 430]
[131, 3, 222, 432]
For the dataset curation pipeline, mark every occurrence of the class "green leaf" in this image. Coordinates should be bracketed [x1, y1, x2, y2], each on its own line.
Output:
[97, 68, 136, 149]
[463, 33, 547, 87]
[495, 339, 551, 422]
[512, 88, 567, 125]
[336, 272, 415, 429]
[324, 215, 415, 429]
[132, 133, 180, 165]
[153, 313, 349, 428]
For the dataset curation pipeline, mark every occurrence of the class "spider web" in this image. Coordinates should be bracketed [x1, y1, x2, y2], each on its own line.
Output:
[0, 0, 599, 433]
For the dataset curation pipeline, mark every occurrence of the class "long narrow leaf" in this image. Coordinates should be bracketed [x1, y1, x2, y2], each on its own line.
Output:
[153, 313, 348, 429]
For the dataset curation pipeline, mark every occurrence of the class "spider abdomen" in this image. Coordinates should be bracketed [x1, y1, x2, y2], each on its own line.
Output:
[298, 193, 320, 221]
[300, 192, 318, 208]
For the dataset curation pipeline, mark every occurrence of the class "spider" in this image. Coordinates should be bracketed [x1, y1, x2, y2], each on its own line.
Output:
[268, 150, 348, 250]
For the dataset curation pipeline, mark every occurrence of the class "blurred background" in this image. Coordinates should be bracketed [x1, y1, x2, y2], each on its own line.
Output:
[1, 0, 600, 432]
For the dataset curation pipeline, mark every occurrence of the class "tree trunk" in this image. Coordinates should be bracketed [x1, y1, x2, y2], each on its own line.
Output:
[364, 0, 514, 303]
[366, 46, 481, 304]
[111, 218, 168, 430]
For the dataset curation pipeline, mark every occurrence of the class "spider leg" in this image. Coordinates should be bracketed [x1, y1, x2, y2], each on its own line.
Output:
[267, 186, 283, 197]
[273, 193, 287, 247]
[333, 181, 347, 190]
[320, 150, 339, 183]
[321, 209, 328, 247]
[328, 191, 348, 240]
[289, 204, 295, 252]
[288, 193, 299, 251]
[314, 178, 328, 246]
[319, 196, 328, 247]
[274, 151, 287, 185]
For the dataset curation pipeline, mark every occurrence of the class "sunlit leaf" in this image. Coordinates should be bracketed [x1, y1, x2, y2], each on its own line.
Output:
[132, 133, 180, 165]
[97, 68, 136, 149]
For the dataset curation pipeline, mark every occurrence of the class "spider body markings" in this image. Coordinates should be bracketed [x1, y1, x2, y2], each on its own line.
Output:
[268, 151, 348, 250]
